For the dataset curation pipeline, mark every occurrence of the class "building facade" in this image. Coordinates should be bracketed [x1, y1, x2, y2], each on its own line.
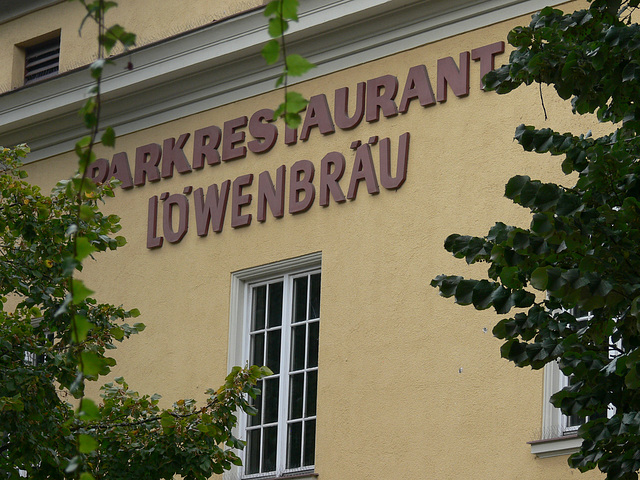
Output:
[0, 0, 604, 478]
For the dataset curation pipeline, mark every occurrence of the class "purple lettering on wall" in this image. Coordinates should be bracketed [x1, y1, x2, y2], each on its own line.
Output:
[257, 166, 286, 222]
[319, 152, 346, 207]
[334, 83, 365, 130]
[192, 126, 222, 169]
[134, 143, 162, 186]
[163, 194, 189, 244]
[289, 160, 316, 214]
[147, 195, 163, 249]
[379, 132, 410, 190]
[162, 133, 192, 178]
[231, 174, 254, 228]
[437, 52, 470, 102]
[194, 181, 231, 235]
[347, 143, 380, 199]
[471, 41, 505, 90]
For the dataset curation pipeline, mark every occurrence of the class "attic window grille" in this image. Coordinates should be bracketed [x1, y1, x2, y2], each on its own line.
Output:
[24, 37, 60, 85]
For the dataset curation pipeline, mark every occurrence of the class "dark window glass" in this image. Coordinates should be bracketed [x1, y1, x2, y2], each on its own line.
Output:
[245, 270, 320, 475]
[307, 321, 319, 368]
[306, 370, 317, 417]
[289, 372, 304, 420]
[263, 377, 280, 424]
[252, 285, 267, 331]
[249, 379, 262, 427]
[291, 324, 306, 371]
[266, 329, 282, 374]
[303, 419, 316, 466]
[246, 429, 261, 474]
[262, 426, 278, 472]
[287, 421, 303, 469]
[250, 332, 265, 367]
[309, 273, 321, 319]
[268, 282, 283, 328]
[293, 276, 308, 323]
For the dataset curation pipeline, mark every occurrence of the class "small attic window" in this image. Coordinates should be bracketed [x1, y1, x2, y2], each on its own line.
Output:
[24, 36, 60, 85]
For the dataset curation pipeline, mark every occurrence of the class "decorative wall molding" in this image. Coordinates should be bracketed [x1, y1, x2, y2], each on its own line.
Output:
[0, 0, 64, 25]
[0, 0, 559, 162]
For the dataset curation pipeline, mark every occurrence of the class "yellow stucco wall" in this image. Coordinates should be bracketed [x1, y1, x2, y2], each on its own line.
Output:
[0, 0, 262, 92]
[8, 3, 606, 480]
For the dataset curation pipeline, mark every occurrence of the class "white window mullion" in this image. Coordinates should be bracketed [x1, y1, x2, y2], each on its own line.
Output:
[276, 273, 293, 476]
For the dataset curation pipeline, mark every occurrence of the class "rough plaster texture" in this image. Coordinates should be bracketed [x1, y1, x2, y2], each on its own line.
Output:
[13, 4, 607, 480]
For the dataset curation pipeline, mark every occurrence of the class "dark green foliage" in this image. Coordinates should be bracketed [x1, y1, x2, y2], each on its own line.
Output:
[432, 0, 640, 478]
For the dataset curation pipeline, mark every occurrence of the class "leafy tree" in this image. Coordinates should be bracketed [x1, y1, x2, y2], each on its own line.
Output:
[431, 0, 640, 478]
[0, 0, 273, 478]
[0, 111, 270, 480]
[262, 0, 315, 127]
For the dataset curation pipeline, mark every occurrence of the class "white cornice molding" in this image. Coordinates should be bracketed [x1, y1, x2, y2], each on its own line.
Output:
[0, 0, 559, 162]
[0, 0, 64, 25]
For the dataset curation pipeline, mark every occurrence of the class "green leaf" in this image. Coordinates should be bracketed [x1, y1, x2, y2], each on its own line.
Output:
[160, 411, 176, 429]
[500, 266, 521, 289]
[90, 59, 105, 79]
[110, 327, 124, 340]
[78, 398, 100, 421]
[284, 91, 308, 113]
[454, 279, 477, 305]
[268, 17, 287, 37]
[78, 433, 99, 453]
[76, 236, 97, 262]
[72, 315, 92, 343]
[79, 204, 94, 221]
[81, 351, 107, 376]
[285, 54, 315, 77]
[282, 0, 299, 20]
[101, 126, 116, 147]
[72, 279, 94, 305]
[264, 0, 280, 16]
[262, 39, 280, 64]
[530, 267, 548, 290]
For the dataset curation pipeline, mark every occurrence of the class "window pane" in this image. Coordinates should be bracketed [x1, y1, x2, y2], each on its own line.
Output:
[266, 329, 282, 374]
[289, 373, 304, 420]
[268, 282, 283, 328]
[309, 273, 321, 319]
[293, 276, 308, 323]
[263, 377, 280, 424]
[249, 379, 262, 427]
[291, 325, 306, 371]
[246, 429, 261, 474]
[250, 332, 265, 367]
[307, 321, 319, 368]
[287, 421, 303, 469]
[252, 285, 267, 331]
[262, 425, 278, 473]
[303, 419, 316, 467]
[305, 370, 317, 417]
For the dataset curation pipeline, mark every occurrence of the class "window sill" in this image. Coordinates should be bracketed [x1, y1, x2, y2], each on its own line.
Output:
[274, 474, 317, 480]
[244, 473, 317, 480]
[529, 435, 582, 458]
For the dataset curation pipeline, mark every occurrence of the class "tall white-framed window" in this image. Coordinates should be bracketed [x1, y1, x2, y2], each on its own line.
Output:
[227, 253, 321, 480]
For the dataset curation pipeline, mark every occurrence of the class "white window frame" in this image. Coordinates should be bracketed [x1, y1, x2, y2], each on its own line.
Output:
[226, 252, 321, 480]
